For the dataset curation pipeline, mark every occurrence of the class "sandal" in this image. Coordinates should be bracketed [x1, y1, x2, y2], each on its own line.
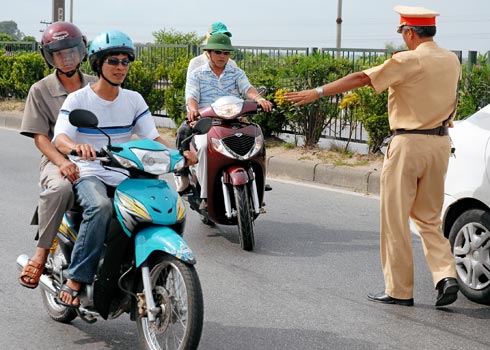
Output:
[18, 259, 44, 289]
[55, 283, 80, 308]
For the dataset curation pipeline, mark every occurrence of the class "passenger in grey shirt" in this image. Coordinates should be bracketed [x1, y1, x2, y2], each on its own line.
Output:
[18, 21, 97, 289]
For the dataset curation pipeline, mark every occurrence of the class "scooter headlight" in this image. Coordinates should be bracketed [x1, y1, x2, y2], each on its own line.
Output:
[172, 157, 186, 172]
[211, 96, 243, 119]
[211, 134, 264, 160]
[131, 148, 171, 175]
[213, 103, 242, 119]
[249, 134, 264, 158]
[112, 154, 139, 170]
[211, 137, 232, 158]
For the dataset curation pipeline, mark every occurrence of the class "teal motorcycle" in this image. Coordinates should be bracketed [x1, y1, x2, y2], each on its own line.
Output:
[17, 109, 211, 350]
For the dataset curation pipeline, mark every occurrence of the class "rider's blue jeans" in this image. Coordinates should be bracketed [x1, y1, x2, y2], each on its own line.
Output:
[67, 176, 112, 284]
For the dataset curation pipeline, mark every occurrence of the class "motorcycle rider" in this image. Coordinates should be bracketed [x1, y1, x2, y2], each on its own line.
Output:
[18, 22, 97, 289]
[174, 22, 237, 193]
[186, 21, 237, 76]
[177, 33, 272, 209]
[53, 30, 197, 307]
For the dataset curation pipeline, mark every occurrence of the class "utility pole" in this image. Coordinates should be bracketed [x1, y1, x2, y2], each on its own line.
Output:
[336, 0, 343, 58]
[52, 0, 65, 23]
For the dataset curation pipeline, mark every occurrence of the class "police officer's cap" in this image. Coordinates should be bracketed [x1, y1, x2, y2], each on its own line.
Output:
[394, 5, 439, 33]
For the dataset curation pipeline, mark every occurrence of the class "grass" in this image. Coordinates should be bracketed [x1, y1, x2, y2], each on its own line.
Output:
[266, 135, 383, 168]
[0, 98, 25, 112]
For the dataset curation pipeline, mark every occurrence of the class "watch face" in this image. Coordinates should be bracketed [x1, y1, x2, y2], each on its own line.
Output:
[316, 86, 323, 97]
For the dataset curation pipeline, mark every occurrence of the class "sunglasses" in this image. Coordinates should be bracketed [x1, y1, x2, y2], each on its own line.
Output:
[213, 50, 231, 56]
[105, 57, 131, 66]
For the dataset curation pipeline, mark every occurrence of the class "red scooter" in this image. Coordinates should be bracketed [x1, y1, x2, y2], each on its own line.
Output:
[183, 95, 270, 251]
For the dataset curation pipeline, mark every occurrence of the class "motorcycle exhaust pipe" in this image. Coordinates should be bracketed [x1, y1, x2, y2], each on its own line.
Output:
[16, 254, 58, 295]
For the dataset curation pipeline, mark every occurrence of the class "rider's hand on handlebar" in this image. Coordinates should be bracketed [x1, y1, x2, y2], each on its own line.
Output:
[183, 150, 198, 167]
[257, 98, 273, 112]
[187, 109, 200, 123]
[72, 144, 98, 160]
[59, 159, 80, 183]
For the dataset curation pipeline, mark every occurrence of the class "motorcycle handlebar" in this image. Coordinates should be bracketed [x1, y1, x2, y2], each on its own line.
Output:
[70, 149, 106, 158]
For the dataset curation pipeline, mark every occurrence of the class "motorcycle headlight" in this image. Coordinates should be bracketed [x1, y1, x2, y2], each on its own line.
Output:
[211, 96, 243, 119]
[213, 103, 242, 119]
[131, 148, 171, 175]
[112, 154, 139, 170]
[172, 157, 186, 172]
[249, 134, 264, 158]
[211, 134, 264, 160]
[211, 137, 232, 158]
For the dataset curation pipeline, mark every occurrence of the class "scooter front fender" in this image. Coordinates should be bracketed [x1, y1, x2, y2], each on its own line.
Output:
[135, 226, 196, 266]
[224, 166, 251, 186]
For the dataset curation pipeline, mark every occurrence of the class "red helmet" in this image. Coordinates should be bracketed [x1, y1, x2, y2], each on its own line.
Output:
[40, 21, 87, 69]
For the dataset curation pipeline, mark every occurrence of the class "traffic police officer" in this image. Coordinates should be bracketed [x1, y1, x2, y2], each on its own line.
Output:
[284, 5, 460, 307]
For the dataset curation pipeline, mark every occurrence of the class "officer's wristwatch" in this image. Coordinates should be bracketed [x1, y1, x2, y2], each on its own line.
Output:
[315, 86, 323, 98]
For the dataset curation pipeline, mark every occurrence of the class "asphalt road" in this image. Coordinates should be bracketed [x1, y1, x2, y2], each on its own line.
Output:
[1, 128, 490, 350]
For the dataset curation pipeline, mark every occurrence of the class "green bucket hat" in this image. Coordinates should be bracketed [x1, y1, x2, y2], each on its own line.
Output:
[209, 22, 232, 37]
[203, 33, 235, 51]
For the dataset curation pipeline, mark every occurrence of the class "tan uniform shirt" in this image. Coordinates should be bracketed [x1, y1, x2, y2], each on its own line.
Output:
[364, 41, 460, 130]
[20, 72, 97, 140]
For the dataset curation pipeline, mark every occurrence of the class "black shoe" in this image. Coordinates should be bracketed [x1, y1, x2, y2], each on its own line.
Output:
[367, 291, 414, 306]
[435, 277, 459, 307]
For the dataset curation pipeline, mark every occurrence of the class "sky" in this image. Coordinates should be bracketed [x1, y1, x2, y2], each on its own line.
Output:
[2, 0, 490, 55]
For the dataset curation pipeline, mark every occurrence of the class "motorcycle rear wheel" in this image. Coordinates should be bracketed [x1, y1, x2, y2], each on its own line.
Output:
[41, 245, 77, 323]
[233, 185, 255, 251]
[136, 254, 203, 350]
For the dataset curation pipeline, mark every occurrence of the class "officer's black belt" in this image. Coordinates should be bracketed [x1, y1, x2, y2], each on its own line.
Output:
[393, 126, 448, 136]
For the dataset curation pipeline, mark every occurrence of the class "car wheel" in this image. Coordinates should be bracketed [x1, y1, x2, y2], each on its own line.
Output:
[448, 208, 490, 305]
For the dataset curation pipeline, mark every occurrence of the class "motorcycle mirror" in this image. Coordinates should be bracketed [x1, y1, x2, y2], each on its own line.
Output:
[257, 86, 267, 96]
[192, 118, 212, 135]
[68, 109, 112, 147]
[69, 109, 99, 128]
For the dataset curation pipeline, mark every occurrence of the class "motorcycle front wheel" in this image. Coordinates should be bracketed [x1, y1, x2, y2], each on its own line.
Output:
[233, 185, 255, 251]
[136, 254, 203, 350]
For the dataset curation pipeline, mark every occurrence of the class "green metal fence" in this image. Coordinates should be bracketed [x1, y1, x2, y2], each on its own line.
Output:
[0, 41, 38, 55]
[0, 41, 476, 144]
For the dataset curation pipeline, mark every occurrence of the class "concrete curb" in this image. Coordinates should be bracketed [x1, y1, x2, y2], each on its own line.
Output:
[266, 156, 380, 195]
[0, 111, 22, 130]
[0, 111, 380, 195]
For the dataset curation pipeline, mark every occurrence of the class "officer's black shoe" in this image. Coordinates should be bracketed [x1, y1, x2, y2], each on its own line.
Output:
[367, 291, 414, 306]
[435, 277, 459, 307]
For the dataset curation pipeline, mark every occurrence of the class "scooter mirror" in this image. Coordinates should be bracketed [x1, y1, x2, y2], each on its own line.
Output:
[69, 109, 99, 128]
[193, 118, 212, 135]
[68, 109, 112, 148]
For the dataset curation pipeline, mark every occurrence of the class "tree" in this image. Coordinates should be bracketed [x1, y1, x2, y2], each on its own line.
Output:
[284, 53, 352, 147]
[152, 28, 204, 45]
[0, 21, 24, 40]
[384, 41, 406, 53]
[22, 36, 36, 42]
[0, 33, 16, 41]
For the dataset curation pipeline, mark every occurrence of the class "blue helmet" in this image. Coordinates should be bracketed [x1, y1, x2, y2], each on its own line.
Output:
[88, 30, 135, 72]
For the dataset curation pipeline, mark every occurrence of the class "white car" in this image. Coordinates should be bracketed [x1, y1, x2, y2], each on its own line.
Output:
[442, 104, 490, 305]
